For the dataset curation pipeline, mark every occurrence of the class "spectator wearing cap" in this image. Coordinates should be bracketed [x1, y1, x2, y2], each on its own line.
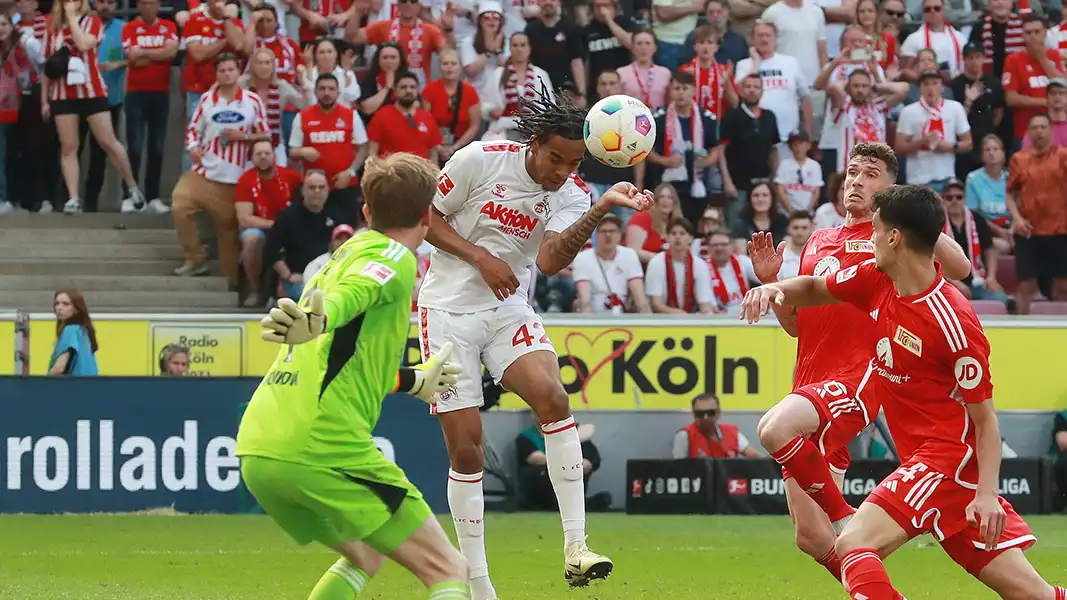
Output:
[899, 0, 967, 80]
[366, 71, 442, 161]
[775, 130, 822, 213]
[573, 213, 651, 314]
[777, 210, 813, 280]
[583, 0, 639, 105]
[234, 139, 302, 307]
[679, 0, 749, 67]
[1007, 113, 1067, 314]
[1004, 14, 1065, 151]
[1023, 76, 1067, 147]
[940, 177, 1007, 302]
[966, 0, 1024, 79]
[459, 1, 508, 92]
[265, 170, 336, 300]
[950, 41, 1005, 180]
[302, 224, 356, 282]
[719, 72, 780, 222]
[895, 69, 972, 192]
[966, 134, 1014, 254]
[672, 393, 764, 459]
[646, 217, 718, 314]
[526, 0, 587, 102]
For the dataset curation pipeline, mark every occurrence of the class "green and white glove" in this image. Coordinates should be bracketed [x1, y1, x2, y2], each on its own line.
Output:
[261, 289, 326, 345]
[408, 342, 462, 403]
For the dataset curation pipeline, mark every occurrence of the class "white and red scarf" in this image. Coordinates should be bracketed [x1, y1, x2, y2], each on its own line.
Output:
[389, 18, 424, 70]
[710, 255, 748, 308]
[664, 252, 696, 313]
[250, 168, 292, 219]
[920, 96, 946, 150]
[980, 14, 1024, 73]
[502, 62, 536, 116]
[944, 209, 987, 280]
[837, 98, 887, 170]
[686, 59, 729, 120]
[663, 101, 704, 158]
[632, 62, 655, 107]
[921, 24, 962, 72]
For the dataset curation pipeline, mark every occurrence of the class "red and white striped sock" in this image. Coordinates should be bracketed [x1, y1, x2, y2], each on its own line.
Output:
[1054, 585, 1066, 600]
[841, 548, 900, 600]
[814, 547, 842, 582]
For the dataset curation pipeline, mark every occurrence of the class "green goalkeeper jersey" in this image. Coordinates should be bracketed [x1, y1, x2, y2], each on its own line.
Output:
[236, 230, 416, 468]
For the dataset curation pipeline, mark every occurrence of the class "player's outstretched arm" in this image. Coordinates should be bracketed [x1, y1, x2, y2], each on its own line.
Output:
[965, 398, 1008, 550]
[748, 232, 799, 337]
[739, 276, 838, 324]
[935, 232, 972, 281]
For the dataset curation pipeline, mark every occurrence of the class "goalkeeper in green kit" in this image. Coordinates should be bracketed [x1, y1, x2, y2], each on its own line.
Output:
[236, 154, 470, 600]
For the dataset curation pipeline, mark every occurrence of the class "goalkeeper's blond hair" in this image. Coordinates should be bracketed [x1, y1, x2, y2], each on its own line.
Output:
[360, 153, 441, 230]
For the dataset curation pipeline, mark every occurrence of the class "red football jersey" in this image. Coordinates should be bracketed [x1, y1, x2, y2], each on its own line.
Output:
[182, 13, 244, 93]
[291, 103, 366, 183]
[234, 166, 302, 220]
[44, 15, 107, 101]
[793, 221, 878, 389]
[1002, 49, 1064, 140]
[826, 259, 994, 485]
[122, 17, 179, 93]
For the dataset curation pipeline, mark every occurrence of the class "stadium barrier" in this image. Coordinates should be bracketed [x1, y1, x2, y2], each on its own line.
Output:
[3, 312, 1066, 411]
[625, 458, 1056, 515]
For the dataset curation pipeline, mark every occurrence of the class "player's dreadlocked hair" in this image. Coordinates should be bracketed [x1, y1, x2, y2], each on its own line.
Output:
[515, 82, 587, 145]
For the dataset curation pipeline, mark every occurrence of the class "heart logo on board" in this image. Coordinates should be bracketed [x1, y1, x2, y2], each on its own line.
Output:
[563, 328, 634, 407]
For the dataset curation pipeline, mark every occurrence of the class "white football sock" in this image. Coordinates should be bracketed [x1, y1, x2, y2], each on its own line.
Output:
[447, 469, 496, 600]
[541, 416, 586, 548]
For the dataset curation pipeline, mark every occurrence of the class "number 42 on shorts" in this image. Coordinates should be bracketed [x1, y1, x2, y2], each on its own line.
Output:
[512, 323, 550, 347]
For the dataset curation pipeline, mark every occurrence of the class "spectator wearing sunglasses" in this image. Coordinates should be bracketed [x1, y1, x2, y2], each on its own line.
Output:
[366, 70, 443, 161]
[672, 393, 764, 459]
[899, 0, 967, 79]
[879, 0, 907, 39]
[939, 177, 1006, 302]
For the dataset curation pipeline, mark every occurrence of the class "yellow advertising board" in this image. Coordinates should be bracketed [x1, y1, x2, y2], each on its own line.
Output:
[2, 314, 1065, 411]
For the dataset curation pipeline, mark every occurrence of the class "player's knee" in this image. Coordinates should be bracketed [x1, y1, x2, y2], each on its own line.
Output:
[532, 386, 571, 423]
[795, 526, 834, 558]
[757, 407, 794, 452]
[834, 527, 863, 557]
[449, 442, 484, 474]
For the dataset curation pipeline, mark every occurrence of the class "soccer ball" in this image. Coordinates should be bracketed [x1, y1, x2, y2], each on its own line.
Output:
[583, 95, 657, 169]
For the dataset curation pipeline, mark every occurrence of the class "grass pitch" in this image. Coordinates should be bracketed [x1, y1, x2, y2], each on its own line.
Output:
[1, 512, 1066, 599]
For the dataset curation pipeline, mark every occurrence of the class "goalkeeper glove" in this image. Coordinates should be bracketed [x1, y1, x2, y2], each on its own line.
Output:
[408, 342, 461, 404]
[261, 289, 326, 345]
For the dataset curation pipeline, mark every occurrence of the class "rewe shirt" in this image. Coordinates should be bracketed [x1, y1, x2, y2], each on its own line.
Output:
[420, 141, 590, 313]
[735, 53, 810, 142]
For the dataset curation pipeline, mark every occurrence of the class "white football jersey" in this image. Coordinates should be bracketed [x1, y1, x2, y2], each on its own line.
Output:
[419, 141, 591, 313]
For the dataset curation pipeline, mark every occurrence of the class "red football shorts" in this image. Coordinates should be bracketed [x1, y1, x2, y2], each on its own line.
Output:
[782, 378, 875, 478]
[868, 459, 1036, 576]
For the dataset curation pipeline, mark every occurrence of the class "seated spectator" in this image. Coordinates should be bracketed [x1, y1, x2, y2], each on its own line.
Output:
[624, 182, 680, 265]
[775, 131, 823, 213]
[357, 41, 405, 120]
[265, 171, 335, 299]
[422, 47, 482, 163]
[302, 224, 355, 282]
[235, 139, 302, 307]
[50, 288, 99, 376]
[1054, 410, 1067, 512]
[482, 32, 553, 142]
[671, 393, 763, 458]
[645, 217, 717, 314]
[731, 180, 788, 255]
[778, 211, 813, 280]
[159, 343, 190, 376]
[297, 38, 360, 108]
[966, 134, 1013, 254]
[942, 178, 1006, 301]
[366, 71, 443, 161]
[459, 2, 508, 91]
[691, 206, 726, 261]
[516, 413, 610, 511]
[573, 213, 651, 313]
[813, 172, 846, 230]
[239, 48, 304, 166]
[705, 229, 759, 315]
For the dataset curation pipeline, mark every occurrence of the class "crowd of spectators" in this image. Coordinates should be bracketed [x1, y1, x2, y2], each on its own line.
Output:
[4, 0, 1067, 312]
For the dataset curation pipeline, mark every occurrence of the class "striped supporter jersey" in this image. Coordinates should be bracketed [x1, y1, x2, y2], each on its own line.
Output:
[187, 87, 269, 184]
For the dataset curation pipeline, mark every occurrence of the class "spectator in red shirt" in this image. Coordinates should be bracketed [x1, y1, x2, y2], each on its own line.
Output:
[366, 71, 442, 161]
[122, 0, 178, 214]
[235, 139, 302, 306]
[43, 0, 143, 215]
[357, 41, 405, 121]
[12, 0, 54, 213]
[624, 182, 681, 265]
[292, 0, 353, 46]
[422, 47, 481, 163]
[1003, 14, 1065, 149]
[172, 0, 238, 30]
[349, 0, 448, 87]
[289, 72, 368, 225]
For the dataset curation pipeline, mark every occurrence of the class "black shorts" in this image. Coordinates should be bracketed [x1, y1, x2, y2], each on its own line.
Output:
[50, 97, 110, 117]
[1014, 234, 1067, 280]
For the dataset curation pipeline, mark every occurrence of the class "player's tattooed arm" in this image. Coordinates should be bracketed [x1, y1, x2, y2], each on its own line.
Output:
[536, 205, 607, 275]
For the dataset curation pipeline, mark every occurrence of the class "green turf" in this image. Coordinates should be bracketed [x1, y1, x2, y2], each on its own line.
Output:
[1, 513, 1065, 599]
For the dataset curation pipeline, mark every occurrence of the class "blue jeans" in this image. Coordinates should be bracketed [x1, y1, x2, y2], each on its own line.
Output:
[971, 284, 1008, 302]
[655, 42, 685, 72]
[282, 110, 297, 149]
[183, 92, 203, 172]
[126, 91, 170, 200]
[282, 280, 304, 299]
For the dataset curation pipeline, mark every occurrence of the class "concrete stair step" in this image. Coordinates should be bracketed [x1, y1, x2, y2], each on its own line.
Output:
[0, 275, 230, 292]
[6, 243, 186, 261]
[0, 260, 221, 276]
[0, 213, 174, 229]
[0, 290, 238, 310]
[0, 228, 179, 245]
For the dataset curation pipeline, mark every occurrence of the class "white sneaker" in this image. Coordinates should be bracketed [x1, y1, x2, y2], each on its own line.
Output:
[564, 541, 613, 588]
[121, 191, 146, 213]
[62, 198, 83, 214]
[173, 261, 209, 277]
[38, 201, 53, 214]
[147, 198, 170, 214]
[0, 200, 13, 214]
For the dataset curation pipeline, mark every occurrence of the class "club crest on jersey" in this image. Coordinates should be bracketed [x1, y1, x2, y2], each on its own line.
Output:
[893, 325, 923, 357]
[491, 184, 507, 199]
[360, 261, 396, 285]
[437, 173, 455, 196]
[813, 255, 841, 276]
[845, 240, 875, 254]
[534, 197, 551, 216]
